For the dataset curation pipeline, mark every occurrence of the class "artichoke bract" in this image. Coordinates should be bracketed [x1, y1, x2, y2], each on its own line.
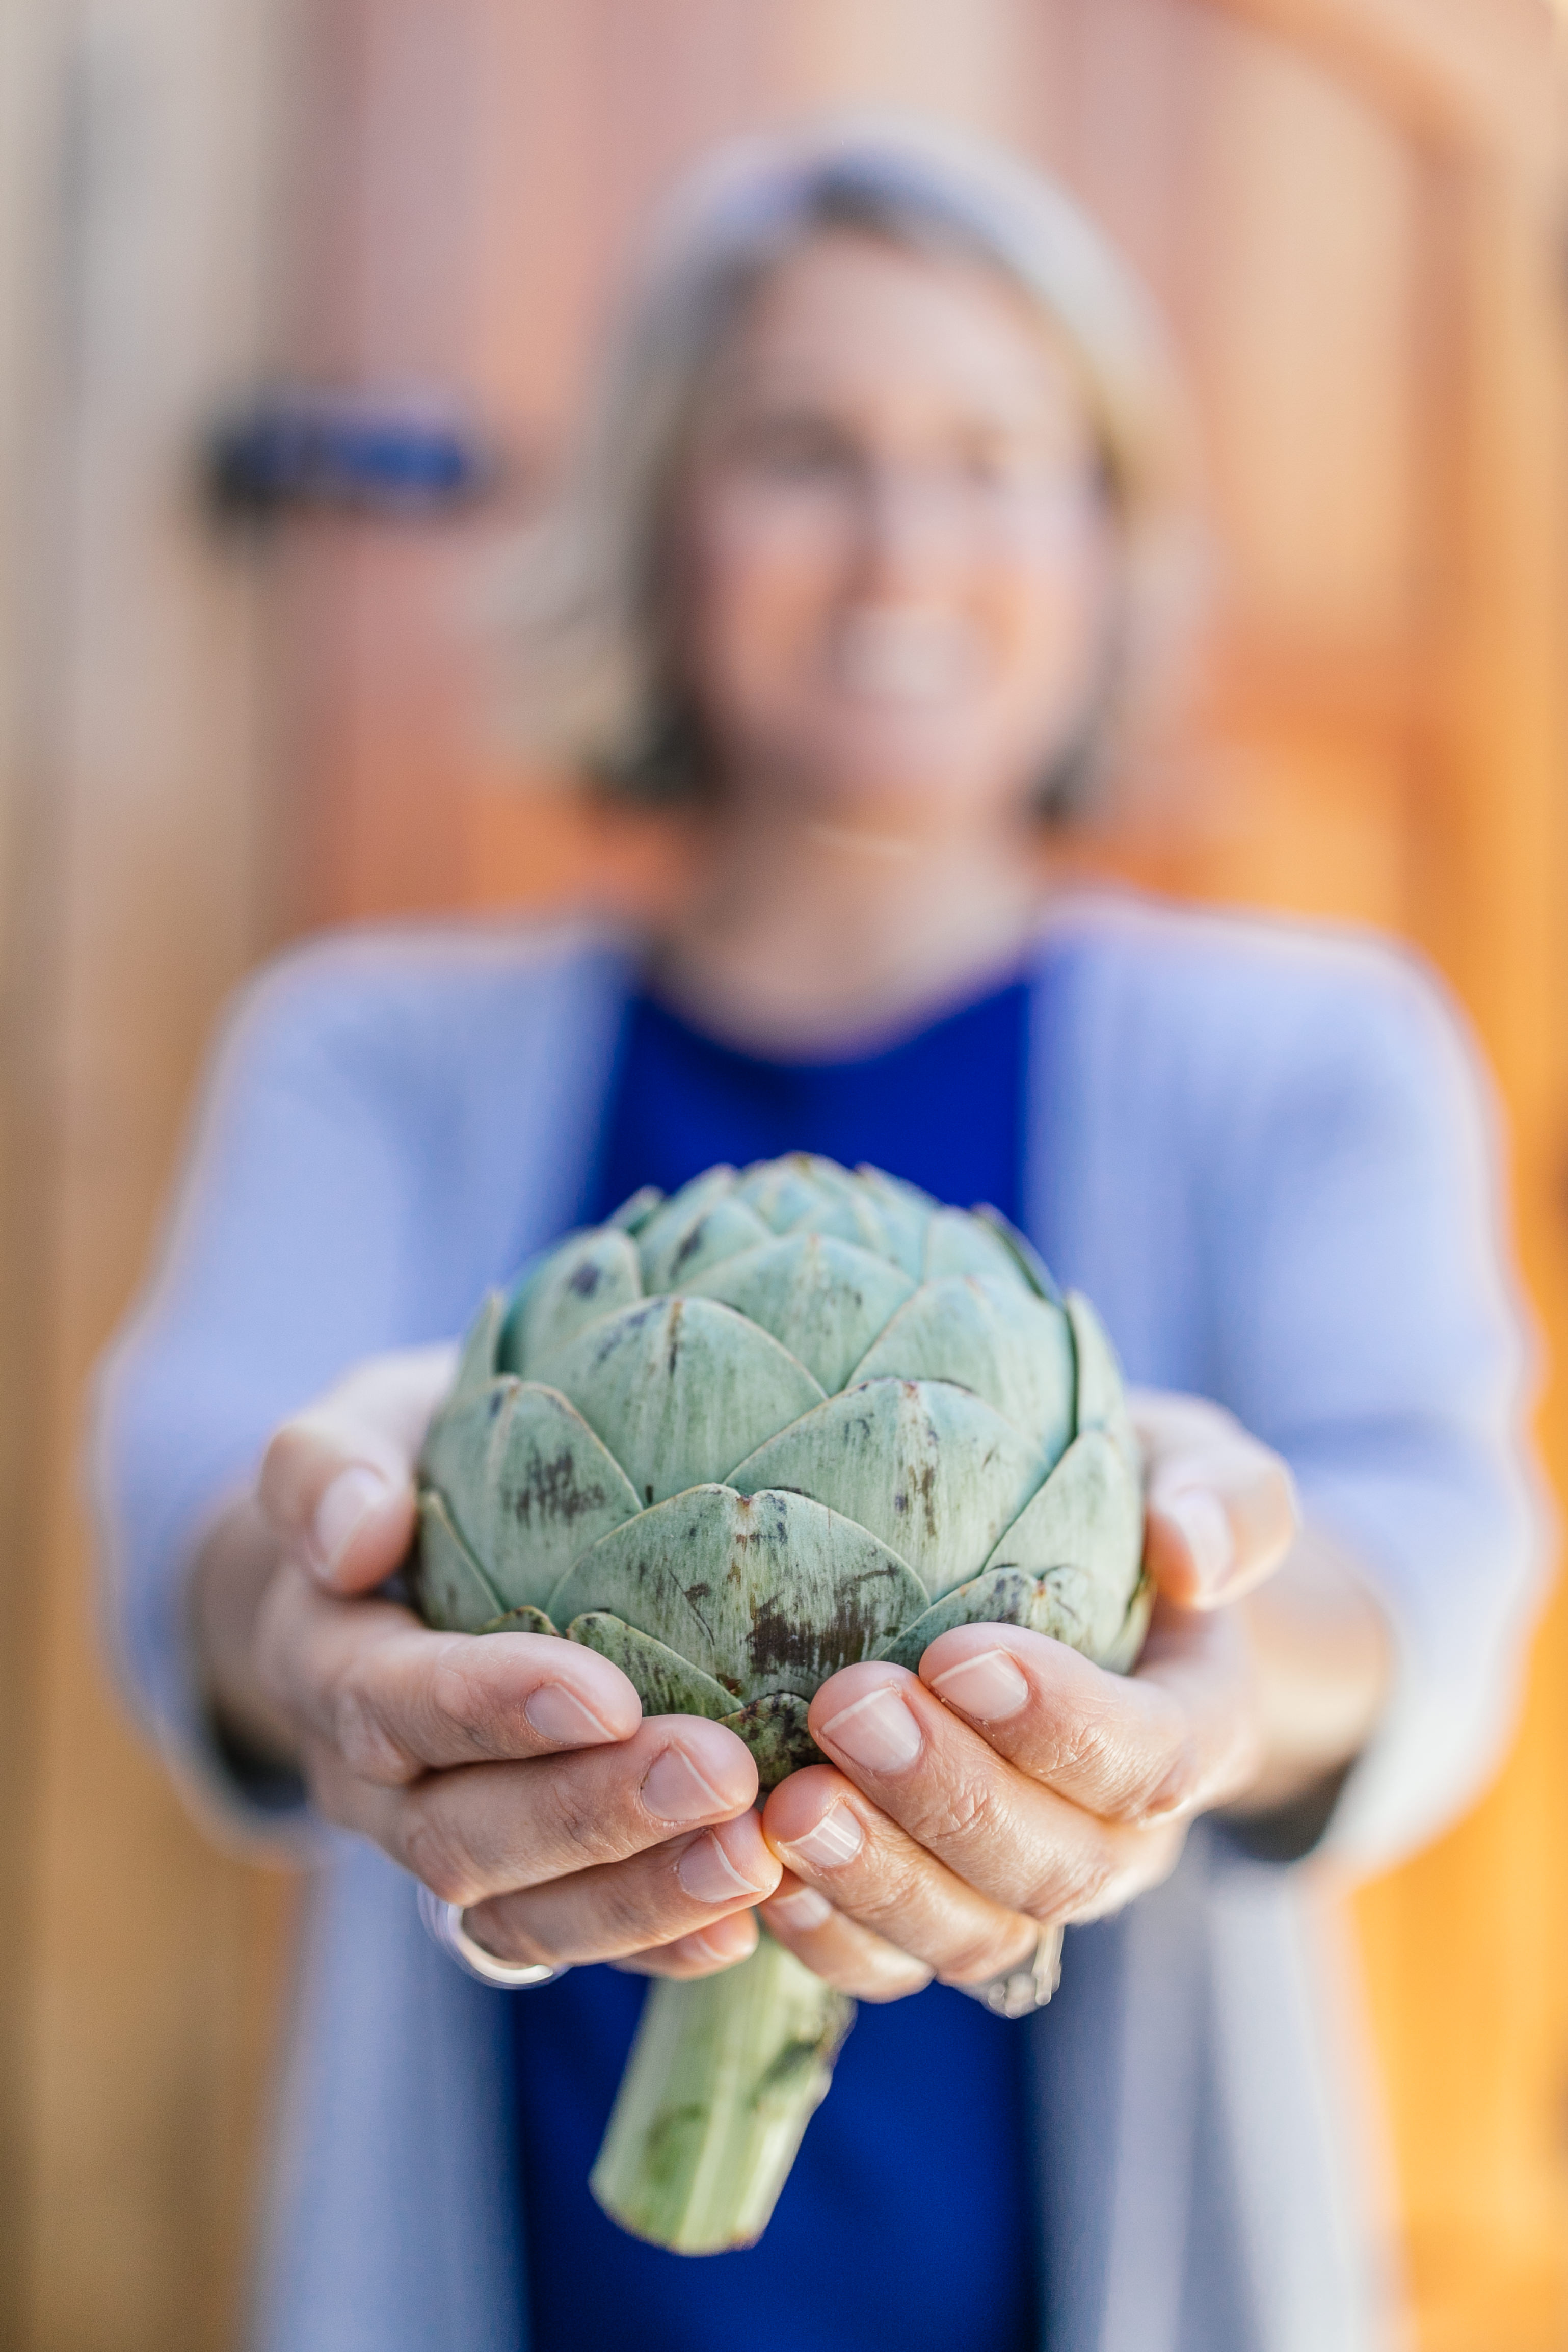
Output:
[414, 1153, 1150, 2252]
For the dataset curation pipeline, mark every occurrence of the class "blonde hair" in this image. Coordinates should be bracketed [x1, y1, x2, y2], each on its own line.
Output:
[508, 112, 1198, 819]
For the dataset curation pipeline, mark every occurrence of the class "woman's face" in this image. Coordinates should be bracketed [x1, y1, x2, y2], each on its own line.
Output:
[672, 231, 1115, 830]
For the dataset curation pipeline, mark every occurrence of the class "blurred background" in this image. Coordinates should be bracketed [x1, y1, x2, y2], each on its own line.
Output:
[2, 2, 1567, 2346]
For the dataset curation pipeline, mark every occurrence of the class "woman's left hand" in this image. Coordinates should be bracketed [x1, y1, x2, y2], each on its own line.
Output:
[749, 1393, 1304, 2001]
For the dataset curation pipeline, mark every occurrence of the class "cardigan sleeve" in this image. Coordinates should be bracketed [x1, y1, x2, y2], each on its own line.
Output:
[91, 923, 630, 1855]
[90, 950, 438, 1853]
[1199, 941, 1552, 1873]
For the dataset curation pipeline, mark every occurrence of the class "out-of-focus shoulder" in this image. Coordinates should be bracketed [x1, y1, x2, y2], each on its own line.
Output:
[1042, 887, 1467, 1063]
[242, 913, 633, 1015]
[223, 914, 637, 1060]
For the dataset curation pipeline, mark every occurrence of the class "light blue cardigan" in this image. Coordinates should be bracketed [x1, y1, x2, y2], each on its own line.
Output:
[94, 894, 1546, 2352]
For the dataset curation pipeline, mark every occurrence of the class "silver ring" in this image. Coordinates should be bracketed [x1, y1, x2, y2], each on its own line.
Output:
[416, 1884, 566, 1990]
[959, 1923, 1063, 2019]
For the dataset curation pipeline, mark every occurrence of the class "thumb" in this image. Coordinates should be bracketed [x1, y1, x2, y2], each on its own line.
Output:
[257, 1344, 454, 1593]
[1133, 1404, 1300, 1613]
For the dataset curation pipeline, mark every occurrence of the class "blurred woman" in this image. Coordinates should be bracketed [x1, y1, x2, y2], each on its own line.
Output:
[95, 119, 1543, 2352]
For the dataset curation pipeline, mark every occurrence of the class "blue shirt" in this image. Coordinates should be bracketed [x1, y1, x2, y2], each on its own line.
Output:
[513, 976, 1040, 2352]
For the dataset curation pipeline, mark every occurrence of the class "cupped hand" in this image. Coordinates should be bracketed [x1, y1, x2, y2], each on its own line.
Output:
[754, 1392, 1300, 2000]
[234, 1349, 781, 1980]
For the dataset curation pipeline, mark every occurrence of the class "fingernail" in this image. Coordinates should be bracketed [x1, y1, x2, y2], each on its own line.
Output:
[1165, 1487, 1235, 1590]
[931, 1649, 1030, 1722]
[769, 1886, 833, 1931]
[312, 1466, 392, 1579]
[676, 1830, 768, 1905]
[816, 1683, 922, 1774]
[523, 1684, 616, 1746]
[780, 1806, 864, 1872]
[642, 1745, 731, 1824]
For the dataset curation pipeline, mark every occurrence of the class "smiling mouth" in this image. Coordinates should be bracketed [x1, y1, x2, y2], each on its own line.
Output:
[831, 607, 977, 703]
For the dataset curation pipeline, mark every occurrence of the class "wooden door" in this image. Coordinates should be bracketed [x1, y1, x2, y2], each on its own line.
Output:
[6, 2, 1566, 2346]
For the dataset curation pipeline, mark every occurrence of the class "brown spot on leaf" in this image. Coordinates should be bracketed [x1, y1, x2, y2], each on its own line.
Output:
[916, 1460, 939, 1540]
[746, 1565, 904, 1690]
[671, 1219, 709, 1276]
[503, 1446, 612, 1529]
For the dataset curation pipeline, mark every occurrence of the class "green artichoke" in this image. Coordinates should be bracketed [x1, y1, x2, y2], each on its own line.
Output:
[414, 1153, 1150, 2251]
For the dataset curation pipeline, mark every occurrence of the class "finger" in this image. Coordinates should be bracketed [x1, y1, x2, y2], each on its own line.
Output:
[757, 1875, 932, 2002]
[796, 1662, 1195, 1926]
[614, 1910, 762, 1979]
[1130, 1389, 1299, 1608]
[762, 1765, 1043, 1985]
[918, 1610, 1262, 1824]
[463, 1809, 780, 1969]
[256, 1562, 642, 1779]
[259, 1343, 456, 1593]
[310, 1712, 759, 1907]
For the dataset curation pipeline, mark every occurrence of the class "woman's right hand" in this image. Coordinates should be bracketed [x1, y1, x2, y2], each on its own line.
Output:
[194, 1347, 782, 1978]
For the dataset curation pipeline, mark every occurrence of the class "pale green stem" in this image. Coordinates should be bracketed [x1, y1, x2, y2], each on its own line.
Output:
[591, 1934, 856, 2254]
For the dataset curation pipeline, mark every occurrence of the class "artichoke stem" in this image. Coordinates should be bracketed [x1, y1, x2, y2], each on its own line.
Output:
[591, 1934, 855, 2254]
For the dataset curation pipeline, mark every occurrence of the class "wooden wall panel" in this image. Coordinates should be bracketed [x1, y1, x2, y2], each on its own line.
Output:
[2, 0, 300, 2346]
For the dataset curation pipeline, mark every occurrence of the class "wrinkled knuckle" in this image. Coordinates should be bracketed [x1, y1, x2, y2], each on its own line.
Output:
[426, 1645, 512, 1761]
[540, 1864, 665, 1962]
[1038, 1706, 1126, 1793]
[330, 1664, 417, 1784]
[1030, 1839, 1118, 1924]
[401, 1798, 485, 1909]
[547, 1774, 631, 1869]
[924, 1768, 1003, 1849]
[847, 1851, 924, 1940]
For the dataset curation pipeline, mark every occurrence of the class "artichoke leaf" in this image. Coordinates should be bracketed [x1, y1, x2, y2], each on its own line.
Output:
[633, 1168, 738, 1283]
[852, 1166, 936, 1280]
[420, 1381, 641, 1612]
[921, 1207, 1030, 1288]
[755, 1154, 889, 1250]
[500, 1228, 644, 1375]
[730, 1377, 1044, 1605]
[735, 1157, 840, 1236]
[779, 1190, 887, 1253]
[478, 1604, 558, 1637]
[534, 1298, 825, 1508]
[981, 1428, 1144, 1658]
[416, 1490, 508, 1633]
[607, 1184, 664, 1235]
[549, 1484, 926, 1704]
[567, 1614, 737, 1716]
[972, 1206, 1062, 1305]
[641, 1195, 775, 1295]
[450, 1292, 506, 1405]
[1066, 1292, 1140, 1469]
[1099, 1572, 1155, 1677]
[686, 1233, 915, 1394]
[719, 1692, 821, 1792]
[873, 1562, 1099, 1672]
[848, 1274, 1074, 1467]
